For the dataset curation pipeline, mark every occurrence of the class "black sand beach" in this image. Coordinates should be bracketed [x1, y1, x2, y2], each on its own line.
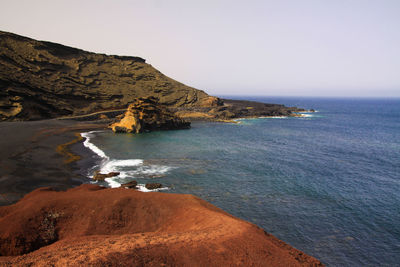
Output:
[0, 119, 106, 206]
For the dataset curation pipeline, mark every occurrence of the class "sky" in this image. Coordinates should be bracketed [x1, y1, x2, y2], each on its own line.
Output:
[1, 0, 399, 97]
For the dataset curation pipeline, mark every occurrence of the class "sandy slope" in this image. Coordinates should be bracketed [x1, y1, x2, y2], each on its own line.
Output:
[0, 184, 322, 266]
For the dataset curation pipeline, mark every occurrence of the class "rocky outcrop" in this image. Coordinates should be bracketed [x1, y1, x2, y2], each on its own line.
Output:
[173, 98, 309, 121]
[110, 97, 190, 133]
[0, 31, 220, 121]
[121, 180, 138, 189]
[0, 184, 323, 266]
[145, 183, 163, 190]
[93, 171, 120, 181]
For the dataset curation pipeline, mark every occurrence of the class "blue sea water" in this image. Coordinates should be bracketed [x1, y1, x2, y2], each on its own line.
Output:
[83, 97, 400, 266]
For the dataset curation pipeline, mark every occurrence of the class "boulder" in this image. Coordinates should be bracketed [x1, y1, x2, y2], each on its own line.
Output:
[109, 97, 190, 133]
[93, 171, 120, 181]
[145, 183, 162, 190]
[121, 180, 138, 189]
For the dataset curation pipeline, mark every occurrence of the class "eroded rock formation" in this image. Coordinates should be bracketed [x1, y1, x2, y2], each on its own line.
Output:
[110, 97, 190, 133]
[92, 171, 120, 181]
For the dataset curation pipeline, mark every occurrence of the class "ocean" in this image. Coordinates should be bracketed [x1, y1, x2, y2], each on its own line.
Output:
[80, 96, 400, 266]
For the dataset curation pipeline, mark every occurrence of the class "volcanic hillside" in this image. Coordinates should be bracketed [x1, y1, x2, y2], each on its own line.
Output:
[0, 31, 219, 121]
[0, 184, 323, 266]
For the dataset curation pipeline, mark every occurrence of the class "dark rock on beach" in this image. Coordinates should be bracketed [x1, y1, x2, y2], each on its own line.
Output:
[121, 180, 138, 189]
[110, 97, 190, 133]
[93, 171, 120, 181]
[145, 183, 163, 190]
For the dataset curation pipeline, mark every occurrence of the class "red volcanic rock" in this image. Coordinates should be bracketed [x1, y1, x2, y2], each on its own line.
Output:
[0, 184, 323, 266]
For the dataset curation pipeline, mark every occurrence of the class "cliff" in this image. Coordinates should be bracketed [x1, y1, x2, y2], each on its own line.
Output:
[0, 31, 219, 121]
[0, 184, 323, 266]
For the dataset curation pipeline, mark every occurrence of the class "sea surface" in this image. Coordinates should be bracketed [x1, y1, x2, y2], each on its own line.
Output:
[81, 96, 400, 266]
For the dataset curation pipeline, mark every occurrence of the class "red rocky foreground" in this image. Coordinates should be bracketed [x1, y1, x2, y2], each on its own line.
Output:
[0, 184, 323, 266]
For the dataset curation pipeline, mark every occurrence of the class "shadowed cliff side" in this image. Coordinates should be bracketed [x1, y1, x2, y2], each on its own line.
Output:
[0, 31, 220, 121]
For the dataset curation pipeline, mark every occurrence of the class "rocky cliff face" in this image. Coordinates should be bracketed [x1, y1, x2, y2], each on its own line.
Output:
[0, 31, 220, 121]
[110, 97, 190, 133]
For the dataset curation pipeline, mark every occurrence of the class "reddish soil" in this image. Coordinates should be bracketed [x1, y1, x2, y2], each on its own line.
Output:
[0, 184, 323, 266]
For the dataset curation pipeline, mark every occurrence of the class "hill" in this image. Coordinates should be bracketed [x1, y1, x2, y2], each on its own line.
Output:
[0, 31, 219, 121]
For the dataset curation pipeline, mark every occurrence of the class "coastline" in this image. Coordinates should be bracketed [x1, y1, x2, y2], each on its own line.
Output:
[0, 112, 317, 205]
[0, 119, 107, 206]
[0, 117, 323, 266]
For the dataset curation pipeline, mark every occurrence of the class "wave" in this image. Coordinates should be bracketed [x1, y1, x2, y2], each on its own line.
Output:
[299, 114, 314, 118]
[81, 131, 109, 159]
[234, 116, 288, 122]
[136, 184, 170, 192]
[261, 116, 288, 119]
[101, 159, 144, 174]
[80, 131, 172, 191]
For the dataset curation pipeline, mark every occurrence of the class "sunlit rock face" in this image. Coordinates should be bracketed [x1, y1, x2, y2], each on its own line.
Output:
[110, 97, 190, 133]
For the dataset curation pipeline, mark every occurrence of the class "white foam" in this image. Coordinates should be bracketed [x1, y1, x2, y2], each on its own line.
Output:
[261, 116, 288, 119]
[104, 177, 122, 188]
[136, 184, 169, 192]
[80, 131, 173, 191]
[81, 131, 109, 159]
[100, 159, 144, 173]
[300, 114, 313, 118]
[138, 165, 173, 175]
[117, 165, 172, 178]
[235, 116, 288, 121]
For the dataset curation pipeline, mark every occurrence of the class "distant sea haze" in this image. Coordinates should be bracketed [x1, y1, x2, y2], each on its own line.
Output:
[82, 96, 400, 266]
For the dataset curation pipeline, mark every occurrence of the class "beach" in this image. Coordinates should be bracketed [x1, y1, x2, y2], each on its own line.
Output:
[0, 119, 107, 206]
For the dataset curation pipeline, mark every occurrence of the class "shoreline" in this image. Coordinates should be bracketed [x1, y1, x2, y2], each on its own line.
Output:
[56, 111, 318, 189]
[0, 119, 107, 206]
[0, 112, 318, 206]
[78, 130, 174, 192]
[0, 118, 324, 265]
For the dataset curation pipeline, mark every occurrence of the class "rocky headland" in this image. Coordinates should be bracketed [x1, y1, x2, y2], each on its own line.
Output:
[0, 31, 308, 122]
[109, 97, 190, 133]
[0, 184, 322, 266]
[0, 30, 219, 121]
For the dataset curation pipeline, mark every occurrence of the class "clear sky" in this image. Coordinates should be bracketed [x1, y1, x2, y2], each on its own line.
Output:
[1, 0, 399, 97]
